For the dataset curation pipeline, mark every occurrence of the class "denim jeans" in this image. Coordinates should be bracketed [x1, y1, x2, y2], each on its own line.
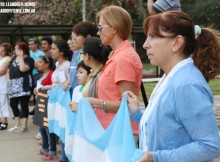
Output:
[61, 141, 68, 161]
[39, 126, 57, 155]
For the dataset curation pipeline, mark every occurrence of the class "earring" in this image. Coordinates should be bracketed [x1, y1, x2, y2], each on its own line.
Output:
[85, 57, 88, 60]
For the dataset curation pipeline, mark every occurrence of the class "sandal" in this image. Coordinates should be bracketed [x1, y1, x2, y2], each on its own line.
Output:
[0, 123, 8, 130]
[8, 126, 20, 132]
[17, 127, 28, 133]
[42, 154, 57, 160]
[39, 149, 48, 156]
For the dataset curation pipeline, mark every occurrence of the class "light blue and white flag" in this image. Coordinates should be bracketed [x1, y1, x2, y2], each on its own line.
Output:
[47, 84, 71, 142]
[65, 99, 76, 161]
[71, 94, 143, 162]
[48, 85, 143, 162]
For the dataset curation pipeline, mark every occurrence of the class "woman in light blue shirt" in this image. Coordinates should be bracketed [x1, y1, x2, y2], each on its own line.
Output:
[127, 11, 220, 162]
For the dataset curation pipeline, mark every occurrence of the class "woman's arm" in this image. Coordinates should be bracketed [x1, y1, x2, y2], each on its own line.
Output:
[0, 62, 9, 76]
[147, 0, 157, 15]
[62, 79, 70, 91]
[6, 69, 10, 81]
[89, 81, 135, 112]
[89, 97, 121, 113]
[16, 50, 30, 73]
[150, 84, 220, 161]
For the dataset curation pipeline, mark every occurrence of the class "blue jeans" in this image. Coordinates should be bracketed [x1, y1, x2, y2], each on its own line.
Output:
[61, 141, 68, 161]
[39, 126, 57, 155]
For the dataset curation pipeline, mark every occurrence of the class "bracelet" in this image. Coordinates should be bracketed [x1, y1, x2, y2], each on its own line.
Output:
[102, 100, 107, 112]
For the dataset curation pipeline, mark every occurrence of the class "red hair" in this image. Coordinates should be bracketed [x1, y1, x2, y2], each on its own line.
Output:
[16, 41, 30, 56]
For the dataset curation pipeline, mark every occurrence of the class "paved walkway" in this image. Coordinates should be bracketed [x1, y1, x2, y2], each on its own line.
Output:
[1, 96, 220, 162]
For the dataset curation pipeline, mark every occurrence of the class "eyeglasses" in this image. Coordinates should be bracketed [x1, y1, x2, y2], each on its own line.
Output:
[97, 25, 111, 31]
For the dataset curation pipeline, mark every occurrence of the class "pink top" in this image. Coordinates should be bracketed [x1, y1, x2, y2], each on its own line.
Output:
[97, 40, 143, 135]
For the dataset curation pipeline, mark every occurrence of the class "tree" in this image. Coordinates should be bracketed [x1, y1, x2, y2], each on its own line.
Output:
[0, 0, 15, 43]
[12, 0, 146, 25]
[181, 0, 220, 30]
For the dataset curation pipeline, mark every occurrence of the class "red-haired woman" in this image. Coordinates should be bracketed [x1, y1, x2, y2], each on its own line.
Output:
[127, 11, 220, 161]
[7, 41, 34, 133]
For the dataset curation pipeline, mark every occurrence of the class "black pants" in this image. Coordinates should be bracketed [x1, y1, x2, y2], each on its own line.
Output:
[10, 96, 31, 118]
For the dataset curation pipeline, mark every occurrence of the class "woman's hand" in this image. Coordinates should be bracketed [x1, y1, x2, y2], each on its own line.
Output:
[62, 80, 69, 91]
[138, 152, 154, 162]
[16, 49, 24, 58]
[88, 97, 100, 109]
[33, 88, 38, 95]
[126, 91, 139, 115]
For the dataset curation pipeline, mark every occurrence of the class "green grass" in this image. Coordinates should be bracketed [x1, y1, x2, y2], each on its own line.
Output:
[209, 78, 220, 95]
[143, 63, 157, 75]
[139, 78, 220, 101]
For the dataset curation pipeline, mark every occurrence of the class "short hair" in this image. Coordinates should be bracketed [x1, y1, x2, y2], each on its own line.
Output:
[72, 21, 97, 37]
[1, 43, 13, 56]
[41, 36, 53, 45]
[77, 60, 91, 74]
[29, 37, 39, 45]
[16, 41, 30, 56]
[96, 6, 132, 40]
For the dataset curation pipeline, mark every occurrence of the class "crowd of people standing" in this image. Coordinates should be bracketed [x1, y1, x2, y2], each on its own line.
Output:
[0, 3, 220, 162]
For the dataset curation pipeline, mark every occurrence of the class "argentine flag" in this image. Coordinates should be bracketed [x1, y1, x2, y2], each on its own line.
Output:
[71, 94, 143, 162]
[65, 97, 76, 161]
[47, 84, 71, 142]
[47, 84, 143, 161]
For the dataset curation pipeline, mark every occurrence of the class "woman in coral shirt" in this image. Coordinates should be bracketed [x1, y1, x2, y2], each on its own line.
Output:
[89, 6, 143, 135]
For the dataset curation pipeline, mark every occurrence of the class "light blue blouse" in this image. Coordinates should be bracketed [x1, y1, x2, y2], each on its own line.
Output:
[131, 61, 220, 162]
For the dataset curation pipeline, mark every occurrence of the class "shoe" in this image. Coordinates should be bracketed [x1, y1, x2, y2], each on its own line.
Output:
[17, 127, 28, 133]
[59, 160, 68, 162]
[0, 123, 8, 130]
[35, 133, 42, 140]
[8, 126, 20, 132]
[42, 154, 57, 160]
[39, 149, 48, 156]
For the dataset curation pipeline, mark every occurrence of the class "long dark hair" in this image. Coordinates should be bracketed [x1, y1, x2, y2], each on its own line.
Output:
[52, 40, 72, 61]
[83, 37, 110, 65]
[40, 55, 55, 71]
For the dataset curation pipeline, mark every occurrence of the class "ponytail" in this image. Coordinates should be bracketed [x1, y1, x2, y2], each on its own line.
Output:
[192, 27, 220, 82]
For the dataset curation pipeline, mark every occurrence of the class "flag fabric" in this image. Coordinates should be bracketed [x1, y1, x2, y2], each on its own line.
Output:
[47, 84, 143, 162]
[71, 94, 143, 162]
[47, 84, 71, 142]
[65, 99, 76, 161]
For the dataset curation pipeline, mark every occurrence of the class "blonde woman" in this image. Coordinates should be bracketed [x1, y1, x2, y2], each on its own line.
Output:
[89, 6, 143, 134]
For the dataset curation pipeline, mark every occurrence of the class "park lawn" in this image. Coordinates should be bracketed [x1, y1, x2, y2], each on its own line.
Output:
[140, 77, 220, 101]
